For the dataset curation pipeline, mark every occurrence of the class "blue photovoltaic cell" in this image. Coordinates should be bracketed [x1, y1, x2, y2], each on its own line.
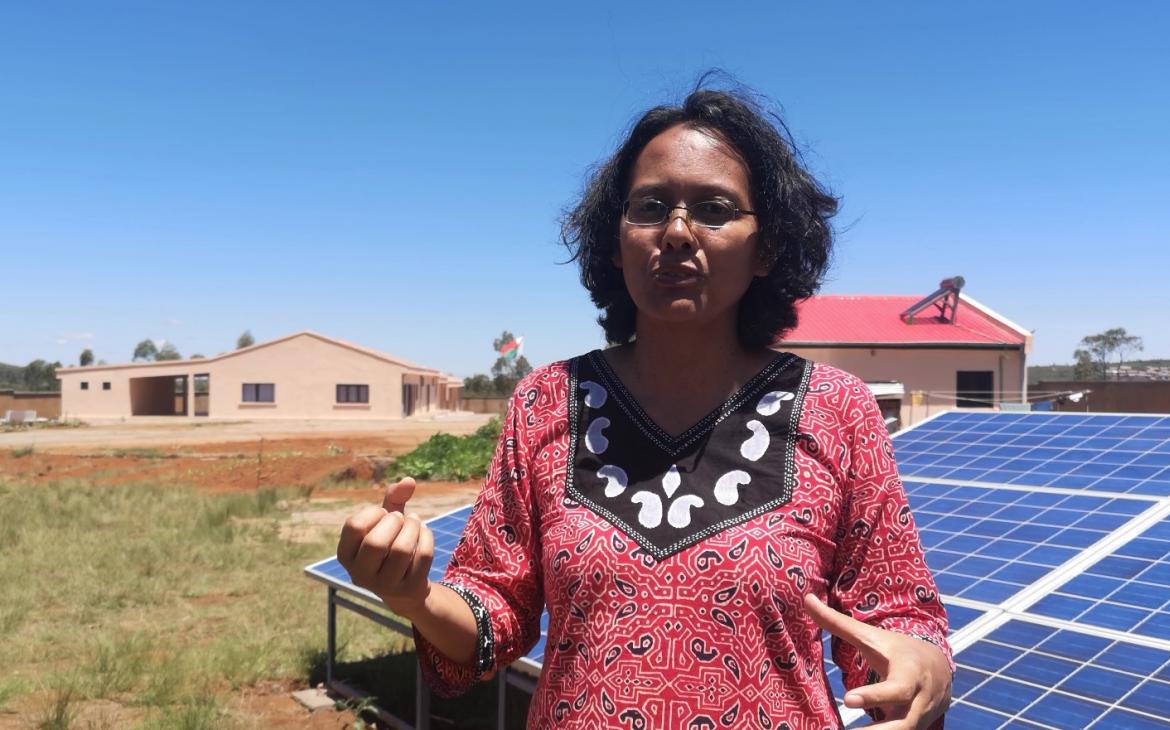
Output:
[425, 505, 475, 582]
[1029, 514, 1170, 641]
[895, 412, 1170, 496]
[903, 479, 1148, 604]
[947, 618, 1170, 729]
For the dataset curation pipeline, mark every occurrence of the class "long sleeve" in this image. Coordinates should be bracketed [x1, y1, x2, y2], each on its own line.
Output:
[825, 375, 953, 717]
[414, 383, 545, 697]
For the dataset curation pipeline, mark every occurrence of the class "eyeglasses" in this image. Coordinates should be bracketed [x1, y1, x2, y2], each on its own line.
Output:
[622, 197, 756, 229]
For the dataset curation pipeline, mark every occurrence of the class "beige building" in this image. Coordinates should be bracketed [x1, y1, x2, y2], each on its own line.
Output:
[777, 280, 1032, 429]
[55, 331, 462, 420]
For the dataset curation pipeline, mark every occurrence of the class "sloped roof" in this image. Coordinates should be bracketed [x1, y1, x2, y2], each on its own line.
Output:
[778, 293, 1030, 348]
[55, 331, 440, 375]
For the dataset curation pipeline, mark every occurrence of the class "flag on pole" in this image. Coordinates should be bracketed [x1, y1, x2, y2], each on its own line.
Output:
[498, 336, 524, 361]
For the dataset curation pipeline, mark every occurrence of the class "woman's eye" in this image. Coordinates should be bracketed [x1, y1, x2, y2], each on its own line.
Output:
[627, 199, 668, 223]
[693, 201, 734, 223]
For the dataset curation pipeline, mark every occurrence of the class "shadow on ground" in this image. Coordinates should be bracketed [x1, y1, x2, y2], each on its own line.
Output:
[306, 649, 532, 729]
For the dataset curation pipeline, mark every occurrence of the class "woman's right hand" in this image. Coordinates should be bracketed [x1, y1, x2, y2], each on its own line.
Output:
[337, 477, 435, 618]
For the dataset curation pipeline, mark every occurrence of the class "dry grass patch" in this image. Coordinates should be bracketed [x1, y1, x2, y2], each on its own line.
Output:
[0, 478, 409, 728]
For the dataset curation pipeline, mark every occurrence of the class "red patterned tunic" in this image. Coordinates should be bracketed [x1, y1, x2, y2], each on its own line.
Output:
[416, 353, 951, 729]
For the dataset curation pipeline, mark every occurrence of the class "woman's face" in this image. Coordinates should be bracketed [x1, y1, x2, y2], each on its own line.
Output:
[615, 124, 768, 335]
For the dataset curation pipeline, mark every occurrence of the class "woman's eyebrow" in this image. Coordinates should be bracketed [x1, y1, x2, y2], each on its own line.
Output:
[691, 182, 744, 200]
[626, 183, 669, 198]
[627, 182, 743, 201]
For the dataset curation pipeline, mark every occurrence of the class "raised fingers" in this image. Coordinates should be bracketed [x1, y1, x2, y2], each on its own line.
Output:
[380, 513, 421, 583]
[860, 692, 927, 730]
[383, 477, 417, 514]
[353, 511, 406, 582]
[402, 521, 435, 593]
[338, 505, 387, 568]
[804, 593, 880, 654]
[845, 677, 915, 710]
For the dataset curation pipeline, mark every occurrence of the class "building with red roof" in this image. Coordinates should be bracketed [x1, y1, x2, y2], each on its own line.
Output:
[776, 278, 1032, 429]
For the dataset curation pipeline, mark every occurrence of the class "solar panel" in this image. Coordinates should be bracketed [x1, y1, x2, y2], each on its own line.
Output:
[897, 412, 1170, 496]
[307, 409, 1170, 727]
[905, 479, 1155, 605]
[948, 618, 1170, 729]
[1028, 512, 1170, 642]
[889, 410, 1170, 727]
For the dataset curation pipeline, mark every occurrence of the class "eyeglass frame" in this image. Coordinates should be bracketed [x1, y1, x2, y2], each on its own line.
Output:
[621, 197, 757, 229]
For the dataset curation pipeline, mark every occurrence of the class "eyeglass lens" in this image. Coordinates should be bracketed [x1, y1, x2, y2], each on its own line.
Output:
[625, 198, 737, 228]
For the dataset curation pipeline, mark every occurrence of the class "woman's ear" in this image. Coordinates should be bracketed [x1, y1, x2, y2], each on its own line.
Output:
[752, 235, 773, 277]
[753, 254, 770, 278]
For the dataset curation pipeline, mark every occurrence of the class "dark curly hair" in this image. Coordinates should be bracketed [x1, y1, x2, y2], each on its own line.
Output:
[560, 83, 838, 348]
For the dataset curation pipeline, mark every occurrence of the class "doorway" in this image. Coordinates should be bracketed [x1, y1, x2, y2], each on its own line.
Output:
[402, 382, 418, 417]
[129, 375, 188, 416]
[956, 371, 994, 408]
[193, 374, 209, 417]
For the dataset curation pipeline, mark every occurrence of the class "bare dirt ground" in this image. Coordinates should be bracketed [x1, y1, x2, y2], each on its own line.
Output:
[0, 416, 489, 729]
[0, 415, 490, 497]
[0, 413, 489, 450]
[0, 681, 365, 730]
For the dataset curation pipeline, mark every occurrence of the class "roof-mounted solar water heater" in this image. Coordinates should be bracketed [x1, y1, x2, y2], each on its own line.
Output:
[901, 276, 966, 324]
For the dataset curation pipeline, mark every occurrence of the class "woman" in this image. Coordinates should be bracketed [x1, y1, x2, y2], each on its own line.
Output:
[338, 85, 953, 729]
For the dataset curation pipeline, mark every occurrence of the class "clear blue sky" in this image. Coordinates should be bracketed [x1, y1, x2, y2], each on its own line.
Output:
[2, 2, 1167, 376]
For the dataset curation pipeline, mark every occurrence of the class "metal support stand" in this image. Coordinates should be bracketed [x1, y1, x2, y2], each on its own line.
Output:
[497, 669, 507, 728]
[326, 587, 337, 686]
[415, 663, 431, 730]
[311, 572, 537, 730]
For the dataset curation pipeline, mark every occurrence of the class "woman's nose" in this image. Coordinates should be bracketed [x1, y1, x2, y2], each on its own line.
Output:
[661, 211, 697, 250]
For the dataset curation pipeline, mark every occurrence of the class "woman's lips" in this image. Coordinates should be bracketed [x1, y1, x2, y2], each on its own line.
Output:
[652, 269, 703, 287]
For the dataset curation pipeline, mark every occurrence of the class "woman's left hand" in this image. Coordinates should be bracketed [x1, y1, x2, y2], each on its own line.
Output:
[804, 593, 952, 729]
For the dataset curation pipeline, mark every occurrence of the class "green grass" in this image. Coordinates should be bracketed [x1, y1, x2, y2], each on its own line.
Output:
[36, 687, 78, 730]
[388, 417, 501, 481]
[0, 477, 411, 728]
[11, 445, 34, 457]
[1, 419, 86, 434]
[105, 447, 169, 459]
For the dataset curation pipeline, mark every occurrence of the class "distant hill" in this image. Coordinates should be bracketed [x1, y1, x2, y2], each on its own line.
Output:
[0, 361, 24, 389]
[1029, 359, 1170, 385]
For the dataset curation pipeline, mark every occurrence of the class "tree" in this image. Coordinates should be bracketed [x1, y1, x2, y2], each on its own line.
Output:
[79, 348, 94, 367]
[1074, 328, 1144, 380]
[462, 373, 493, 397]
[23, 359, 62, 392]
[190, 353, 205, 359]
[1072, 348, 1095, 381]
[1114, 329, 1144, 373]
[490, 331, 532, 396]
[155, 343, 182, 361]
[461, 332, 534, 397]
[133, 339, 158, 362]
[237, 330, 255, 349]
